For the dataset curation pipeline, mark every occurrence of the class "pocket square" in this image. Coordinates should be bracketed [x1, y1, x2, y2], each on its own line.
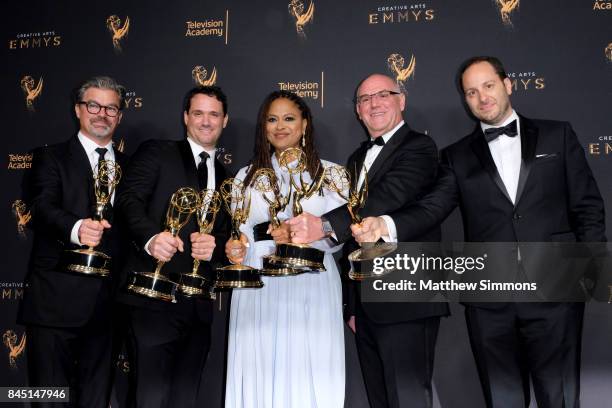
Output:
[535, 153, 558, 159]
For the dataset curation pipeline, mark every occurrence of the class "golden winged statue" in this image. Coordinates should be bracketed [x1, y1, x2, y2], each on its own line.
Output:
[107, 15, 130, 51]
[12, 200, 31, 236]
[3, 330, 26, 369]
[288, 0, 315, 37]
[192, 66, 218, 86]
[387, 53, 415, 91]
[20, 76, 43, 110]
[497, 0, 519, 26]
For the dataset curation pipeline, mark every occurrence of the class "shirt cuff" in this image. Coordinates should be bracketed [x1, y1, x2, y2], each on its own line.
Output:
[379, 215, 397, 243]
[70, 220, 83, 245]
[144, 235, 155, 255]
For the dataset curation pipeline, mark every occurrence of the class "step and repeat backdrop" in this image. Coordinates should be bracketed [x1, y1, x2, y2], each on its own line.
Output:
[3, 1, 612, 407]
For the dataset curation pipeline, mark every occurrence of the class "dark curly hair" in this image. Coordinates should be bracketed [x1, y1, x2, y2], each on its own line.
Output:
[243, 90, 322, 187]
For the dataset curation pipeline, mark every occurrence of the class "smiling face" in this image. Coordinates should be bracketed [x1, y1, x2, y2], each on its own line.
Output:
[355, 74, 405, 138]
[265, 97, 307, 153]
[462, 61, 513, 126]
[184, 93, 228, 149]
[74, 87, 123, 146]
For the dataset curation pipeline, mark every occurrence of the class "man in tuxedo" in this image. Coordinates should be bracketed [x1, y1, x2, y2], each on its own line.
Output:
[355, 56, 606, 407]
[288, 74, 449, 408]
[19, 76, 128, 407]
[116, 86, 230, 407]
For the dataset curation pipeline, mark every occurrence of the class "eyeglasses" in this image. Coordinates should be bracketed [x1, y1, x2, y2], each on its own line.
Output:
[355, 90, 401, 105]
[77, 101, 121, 117]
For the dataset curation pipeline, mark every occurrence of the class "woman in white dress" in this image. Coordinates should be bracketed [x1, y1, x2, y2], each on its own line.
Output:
[224, 91, 346, 408]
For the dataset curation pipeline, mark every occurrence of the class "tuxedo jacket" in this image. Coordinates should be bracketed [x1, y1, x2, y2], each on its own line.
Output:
[326, 124, 450, 323]
[19, 136, 128, 328]
[391, 116, 606, 304]
[115, 139, 230, 320]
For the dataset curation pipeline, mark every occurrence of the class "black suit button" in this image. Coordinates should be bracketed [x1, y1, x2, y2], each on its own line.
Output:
[513, 213, 522, 220]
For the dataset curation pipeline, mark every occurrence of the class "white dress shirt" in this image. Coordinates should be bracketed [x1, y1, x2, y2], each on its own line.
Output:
[357, 121, 404, 190]
[384, 112, 522, 244]
[187, 136, 216, 190]
[70, 132, 116, 245]
[481, 110, 521, 204]
[144, 138, 216, 255]
[357, 121, 405, 242]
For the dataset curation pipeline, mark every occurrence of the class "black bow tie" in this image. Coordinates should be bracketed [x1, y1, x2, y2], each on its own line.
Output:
[484, 120, 518, 143]
[365, 137, 385, 149]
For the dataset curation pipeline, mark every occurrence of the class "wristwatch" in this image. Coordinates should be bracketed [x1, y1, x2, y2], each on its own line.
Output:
[321, 216, 335, 238]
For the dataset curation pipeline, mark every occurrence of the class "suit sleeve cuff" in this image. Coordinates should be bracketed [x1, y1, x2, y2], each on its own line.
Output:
[70, 220, 83, 245]
[321, 216, 337, 242]
[380, 215, 398, 243]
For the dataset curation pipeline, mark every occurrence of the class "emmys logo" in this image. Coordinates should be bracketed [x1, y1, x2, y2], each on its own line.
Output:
[3, 330, 26, 369]
[507, 72, 545, 91]
[606, 43, 612, 61]
[20, 75, 43, 111]
[288, 0, 315, 38]
[593, 1, 612, 10]
[8, 31, 62, 50]
[495, 0, 519, 26]
[216, 147, 233, 165]
[106, 15, 130, 52]
[387, 53, 416, 91]
[192, 66, 218, 86]
[369, 4, 435, 24]
[12, 200, 31, 237]
[588, 136, 612, 156]
[124, 91, 143, 110]
[0, 283, 24, 301]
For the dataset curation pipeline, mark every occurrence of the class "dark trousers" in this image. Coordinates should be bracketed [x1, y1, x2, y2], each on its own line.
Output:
[465, 302, 584, 408]
[26, 316, 113, 408]
[127, 304, 212, 408]
[355, 313, 440, 408]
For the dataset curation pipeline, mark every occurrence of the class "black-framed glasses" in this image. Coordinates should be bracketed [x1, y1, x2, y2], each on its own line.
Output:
[355, 90, 401, 105]
[77, 101, 121, 117]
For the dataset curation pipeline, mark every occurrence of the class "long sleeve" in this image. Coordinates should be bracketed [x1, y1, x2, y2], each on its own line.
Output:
[115, 140, 163, 251]
[27, 147, 81, 244]
[562, 122, 606, 242]
[391, 151, 460, 242]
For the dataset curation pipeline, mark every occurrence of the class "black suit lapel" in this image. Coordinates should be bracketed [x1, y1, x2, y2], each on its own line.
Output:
[178, 139, 199, 189]
[104, 150, 128, 220]
[68, 136, 96, 205]
[514, 115, 538, 207]
[366, 124, 408, 183]
[469, 127, 514, 204]
[112, 150, 128, 197]
[178, 139, 207, 233]
[349, 144, 369, 191]
[115, 150, 128, 169]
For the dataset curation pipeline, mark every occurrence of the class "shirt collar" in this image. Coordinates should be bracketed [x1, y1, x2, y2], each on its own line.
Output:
[372, 120, 405, 144]
[187, 137, 216, 165]
[480, 110, 519, 134]
[78, 131, 114, 158]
